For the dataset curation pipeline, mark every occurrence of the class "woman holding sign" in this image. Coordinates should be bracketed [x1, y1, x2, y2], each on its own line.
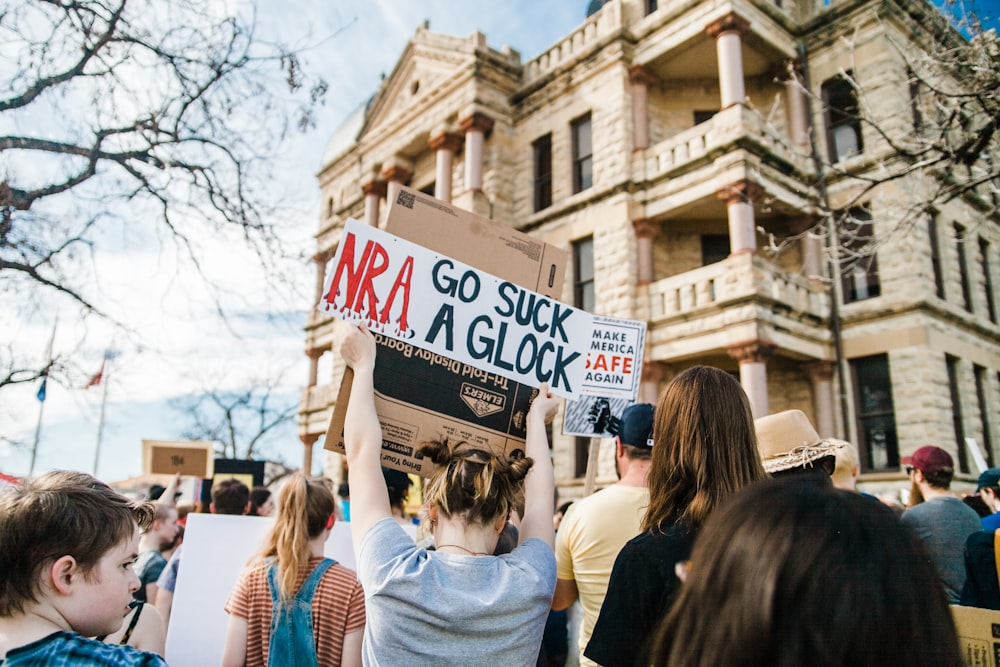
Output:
[340, 324, 559, 666]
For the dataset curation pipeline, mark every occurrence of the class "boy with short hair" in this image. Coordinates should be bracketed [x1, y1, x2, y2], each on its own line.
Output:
[0, 470, 168, 666]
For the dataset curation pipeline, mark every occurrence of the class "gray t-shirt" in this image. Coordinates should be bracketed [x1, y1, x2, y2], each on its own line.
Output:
[901, 495, 982, 603]
[358, 516, 556, 666]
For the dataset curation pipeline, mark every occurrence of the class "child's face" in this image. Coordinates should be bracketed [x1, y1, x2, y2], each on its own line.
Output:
[68, 526, 142, 637]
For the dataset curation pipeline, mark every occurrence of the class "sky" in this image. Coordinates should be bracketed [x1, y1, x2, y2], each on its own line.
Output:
[3, 0, 993, 483]
[0, 1, 586, 483]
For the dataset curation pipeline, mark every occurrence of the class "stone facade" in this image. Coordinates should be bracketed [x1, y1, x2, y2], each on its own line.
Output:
[300, 0, 1000, 500]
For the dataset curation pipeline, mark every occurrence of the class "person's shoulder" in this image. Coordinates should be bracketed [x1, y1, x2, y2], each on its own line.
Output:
[984, 513, 1000, 530]
[4, 632, 166, 667]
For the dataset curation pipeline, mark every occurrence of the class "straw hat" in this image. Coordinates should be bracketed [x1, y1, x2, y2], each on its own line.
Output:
[755, 409, 842, 474]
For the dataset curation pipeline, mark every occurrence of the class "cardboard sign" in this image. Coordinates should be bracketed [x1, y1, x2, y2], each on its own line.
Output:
[563, 395, 637, 439]
[951, 604, 1000, 667]
[319, 219, 645, 399]
[325, 189, 571, 475]
[142, 439, 215, 477]
[326, 334, 539, 476]
[384, 186, 566, 294]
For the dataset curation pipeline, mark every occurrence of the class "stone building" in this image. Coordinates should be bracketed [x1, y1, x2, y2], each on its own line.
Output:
[300, 0, 1000, 497]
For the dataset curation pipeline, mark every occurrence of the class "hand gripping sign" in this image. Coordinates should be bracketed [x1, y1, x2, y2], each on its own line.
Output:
[320, 219, 645, 400]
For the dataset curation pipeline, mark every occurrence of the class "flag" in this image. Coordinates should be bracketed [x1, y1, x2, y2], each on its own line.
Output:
[85, 358, 105, 388]
[36, 376, 47, 402]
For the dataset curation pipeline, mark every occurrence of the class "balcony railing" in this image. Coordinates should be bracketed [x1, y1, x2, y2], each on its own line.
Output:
[522, 0, 623, 84]
[641, 104, 813, 181]
[646, 253, 829, 321]
[301, 382, 340, 414]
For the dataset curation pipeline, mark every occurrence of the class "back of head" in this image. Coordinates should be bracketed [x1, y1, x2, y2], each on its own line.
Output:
[618, 403, 655, 461]
[211, 478, 250, 515]
[418, 439, 533, 526]
[644, 366, 766, 531]
[911, 445, 955, 489]
[381, 467, 412, 510]
[653, 478, 962, 667]
[0, 470, 154, 616]
[263, 474, 335, 603]
[248, 486, 272, 516]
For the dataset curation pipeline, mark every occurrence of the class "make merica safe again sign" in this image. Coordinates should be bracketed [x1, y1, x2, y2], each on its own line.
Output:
[319, 219, 645, 400]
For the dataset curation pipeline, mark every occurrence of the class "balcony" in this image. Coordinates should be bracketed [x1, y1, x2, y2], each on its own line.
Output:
[643, 253, 830, 355]
[300, 382, 340, 415]
[639, 104, 813, 183]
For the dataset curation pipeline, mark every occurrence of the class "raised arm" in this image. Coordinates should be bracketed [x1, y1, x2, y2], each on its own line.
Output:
[340, 324, 392, 552]
[519, 383, 560, 548]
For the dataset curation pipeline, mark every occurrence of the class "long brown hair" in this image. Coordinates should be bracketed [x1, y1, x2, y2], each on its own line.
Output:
[419, 439, 533, 526]
[642, 366, 766, 531]
[259, 474, 334, 603]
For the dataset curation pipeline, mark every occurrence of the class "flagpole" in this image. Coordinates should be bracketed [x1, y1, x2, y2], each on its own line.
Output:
[28, 392, 46, 477]
[28, 320, 57, 478]
[92, 359, 111, 476]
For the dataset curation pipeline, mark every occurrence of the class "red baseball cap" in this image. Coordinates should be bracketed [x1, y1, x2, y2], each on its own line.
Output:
[908, 445, 954, 475]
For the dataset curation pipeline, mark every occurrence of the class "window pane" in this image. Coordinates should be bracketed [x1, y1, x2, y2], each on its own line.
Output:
[851, 354, 899, 471]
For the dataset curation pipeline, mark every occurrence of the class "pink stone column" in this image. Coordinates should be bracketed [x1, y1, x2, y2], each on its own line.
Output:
[806, 361, 837, 438]
[629, 65, 656, 151]
[428, 132, 463, 203]
[716, 180, 762, 254]
[306, 348, 320, 387]
[783, 60, 810, 149]
[727, 340, 776, 418]
[706, 13, 750, 109]
[459, 113, 494, 192]
[792, 216, 825, 280]
[633, 218, 659, 285]
[361, 179, 387, 227]
[639, 362, 665, 404]
[301, 433, 318, 477]
[380, 162, 413, 207]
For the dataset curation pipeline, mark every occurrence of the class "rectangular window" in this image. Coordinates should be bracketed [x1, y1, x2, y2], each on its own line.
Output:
[575, 436, 592, 478]
[929, 215, 945, 299]
[822, 74, 863, 162]
[701, 234, 730, 266]
[574, 236, 595, 312]
[947, 355, 970, 473]
[980, 238, 997, 323]
[851, 354, 899, 471]
[975, 364, 994, 467]
[839, 207, 880, 303]
[571, 113, 593, 194]
[645, 0, 658, 14]
[532, 133, 552, 212]
[956, 224, 972, 311]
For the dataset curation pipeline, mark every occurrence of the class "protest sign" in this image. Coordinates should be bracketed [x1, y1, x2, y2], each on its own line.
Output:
[142, 439, 214, 477]
[319, 218, 645, 400]
[563, 395, 636, 439]
[164, 513, 416, 667]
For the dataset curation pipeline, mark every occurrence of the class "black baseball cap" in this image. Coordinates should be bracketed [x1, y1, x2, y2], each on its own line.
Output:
[619, 403, 654, 448]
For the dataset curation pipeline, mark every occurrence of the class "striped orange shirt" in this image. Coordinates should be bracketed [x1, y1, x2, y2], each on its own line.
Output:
[225, 556, 366, 666]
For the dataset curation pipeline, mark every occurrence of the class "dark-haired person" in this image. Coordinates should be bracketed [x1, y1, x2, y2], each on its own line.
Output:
[223, 474, 365, 667]
[381, 467, 413, 528]
[975, 468, 1000, 529]
[0, 471, 166, 666]
[585, 366, 766, 667]
[248, 486, 275, 517]
[901, 445, 981, 603]
[154, 478, 251, 631]
[341, 324, 559, 665]
[652, 478, 963, 667]
[552, 403, 654, 667]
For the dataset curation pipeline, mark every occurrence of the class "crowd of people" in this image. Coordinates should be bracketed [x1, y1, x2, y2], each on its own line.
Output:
[1, 322, 995, 666]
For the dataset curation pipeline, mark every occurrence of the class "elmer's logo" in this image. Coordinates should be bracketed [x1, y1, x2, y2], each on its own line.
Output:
[460, 383, 505, 418]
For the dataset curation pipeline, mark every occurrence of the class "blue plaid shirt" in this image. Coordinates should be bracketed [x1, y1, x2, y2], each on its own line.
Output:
[1, 632, 167, 666]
